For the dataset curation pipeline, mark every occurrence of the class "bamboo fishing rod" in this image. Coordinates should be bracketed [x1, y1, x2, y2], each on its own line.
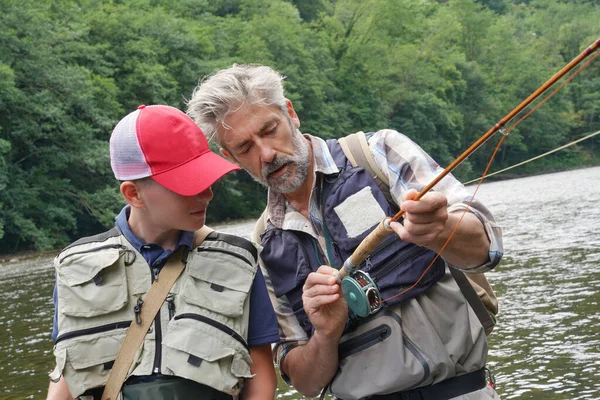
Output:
[337, 37, 600, 281]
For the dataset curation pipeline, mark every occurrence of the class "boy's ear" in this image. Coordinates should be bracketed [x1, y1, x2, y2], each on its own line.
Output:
[120, 181, 145, 209]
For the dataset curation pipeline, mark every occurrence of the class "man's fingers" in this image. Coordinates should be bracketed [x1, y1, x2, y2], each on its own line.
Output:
[303, 281, 341, 298]
[389, 220, 442, 246]
[403, 207, 448, 225]
[401, 192, 447, 214]
[303, 293, 341, 310]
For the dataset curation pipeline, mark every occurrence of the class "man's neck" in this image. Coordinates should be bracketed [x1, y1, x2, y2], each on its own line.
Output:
[283, 140, 315, 219]
[127, 209, 179, 250]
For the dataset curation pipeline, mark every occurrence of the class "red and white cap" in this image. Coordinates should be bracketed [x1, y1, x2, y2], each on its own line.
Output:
[110, 105, 239, 196]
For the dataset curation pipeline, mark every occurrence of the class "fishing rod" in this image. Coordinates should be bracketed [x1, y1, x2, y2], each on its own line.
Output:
[337, 37, 600, 296]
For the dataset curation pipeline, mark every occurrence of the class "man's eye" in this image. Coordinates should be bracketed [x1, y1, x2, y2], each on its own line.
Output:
[239, 145, 251, 155]
[266, 126, 277, 135]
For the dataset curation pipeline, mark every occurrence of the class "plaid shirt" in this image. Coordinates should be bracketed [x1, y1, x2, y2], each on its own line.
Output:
[257, 130, 504, 381]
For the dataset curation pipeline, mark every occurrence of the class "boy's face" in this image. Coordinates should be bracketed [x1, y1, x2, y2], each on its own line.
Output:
[135, 179, 213, 233]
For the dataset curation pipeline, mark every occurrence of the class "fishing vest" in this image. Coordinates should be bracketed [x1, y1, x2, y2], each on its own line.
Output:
[258, 138, 490, 399]
[50, 228, 257, 398]
[260, 139, 446, 336]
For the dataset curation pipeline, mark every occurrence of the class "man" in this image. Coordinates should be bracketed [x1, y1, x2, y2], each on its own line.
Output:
[47, 105, 279, 399]
[188, 64, 503, 399]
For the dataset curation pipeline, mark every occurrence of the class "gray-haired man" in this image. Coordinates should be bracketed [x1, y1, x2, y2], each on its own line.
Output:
[187, 64, 503, 400]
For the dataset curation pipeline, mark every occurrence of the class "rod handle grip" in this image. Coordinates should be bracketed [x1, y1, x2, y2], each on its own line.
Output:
[337, 218, 393, 281]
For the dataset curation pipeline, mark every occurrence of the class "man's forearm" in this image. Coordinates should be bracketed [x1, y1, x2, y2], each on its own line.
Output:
[432, 212, 490, 269]
[282, 331, 341, 397]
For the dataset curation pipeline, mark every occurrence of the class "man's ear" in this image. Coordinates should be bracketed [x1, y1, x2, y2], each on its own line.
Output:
[120, 181, 145, 209]
[286, 99, 300, 129]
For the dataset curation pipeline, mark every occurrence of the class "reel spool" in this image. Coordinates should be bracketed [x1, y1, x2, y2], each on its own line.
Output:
[341, 270, 382, 317]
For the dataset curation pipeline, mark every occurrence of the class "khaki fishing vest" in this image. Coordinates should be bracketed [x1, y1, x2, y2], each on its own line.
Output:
[50, 229, 257, 398]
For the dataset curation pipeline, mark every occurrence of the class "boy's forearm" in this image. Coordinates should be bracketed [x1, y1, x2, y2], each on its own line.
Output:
[241, 344, 277, 399]
[46, 377, 74, 400]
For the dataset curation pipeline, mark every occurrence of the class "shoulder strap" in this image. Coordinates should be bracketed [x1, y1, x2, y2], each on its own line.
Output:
[338, 131, 395, 205]
[449, 268, 496, 334]
[338, 132, 496, 333]
[101, 225, 214, 400]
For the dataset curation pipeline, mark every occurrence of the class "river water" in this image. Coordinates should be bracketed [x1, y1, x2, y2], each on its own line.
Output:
[0, 166, 599, 399]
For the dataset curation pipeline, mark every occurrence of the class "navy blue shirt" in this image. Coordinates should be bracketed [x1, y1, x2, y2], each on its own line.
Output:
[53, 206, 280, 348]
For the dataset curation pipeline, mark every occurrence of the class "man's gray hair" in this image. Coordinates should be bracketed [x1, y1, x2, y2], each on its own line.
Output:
[187, 64, 287, 146]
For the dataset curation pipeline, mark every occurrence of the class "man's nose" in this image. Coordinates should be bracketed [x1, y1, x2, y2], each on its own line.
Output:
[257, 141, 276, 163]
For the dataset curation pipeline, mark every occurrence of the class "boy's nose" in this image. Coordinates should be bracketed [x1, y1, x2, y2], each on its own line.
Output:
[197, 187, 214, 201]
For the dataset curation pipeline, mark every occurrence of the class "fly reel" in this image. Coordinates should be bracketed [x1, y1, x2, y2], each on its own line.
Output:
[341, 270, 382, 317]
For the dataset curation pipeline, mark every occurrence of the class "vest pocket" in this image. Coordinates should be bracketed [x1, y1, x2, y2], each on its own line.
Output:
[330, 309, 431, 400]
[163, 317, 252, 395]
[181, 250, 254, 317]
[56, 246, 128, 318]
[54, 329, 129, 397]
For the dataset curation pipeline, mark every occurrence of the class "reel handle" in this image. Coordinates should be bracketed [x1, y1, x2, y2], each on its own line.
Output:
[336, 218, 393, 281]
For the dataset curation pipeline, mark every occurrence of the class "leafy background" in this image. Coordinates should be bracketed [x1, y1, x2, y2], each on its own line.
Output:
[1, 0, 599, 254]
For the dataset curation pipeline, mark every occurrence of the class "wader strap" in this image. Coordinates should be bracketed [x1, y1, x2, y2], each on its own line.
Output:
[370, 368, 487, 400]
[338, 132, 395, 205]
[449, 267, 495, 333]
[101, 225, 214, 400]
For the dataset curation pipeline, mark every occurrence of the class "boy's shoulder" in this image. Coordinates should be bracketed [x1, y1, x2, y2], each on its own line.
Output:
[57, 227, 122, 258]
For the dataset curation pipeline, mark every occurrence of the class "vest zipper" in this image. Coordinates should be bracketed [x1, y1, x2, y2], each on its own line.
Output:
[166, 294, 175, 320]
[151, 264, 162, 374]
[338, 323, 391, 359]
[174, 313, 249, 350]
[58, 244, 130, 264]
[196, 247, 252, 266]
[54, 320, 131, 344]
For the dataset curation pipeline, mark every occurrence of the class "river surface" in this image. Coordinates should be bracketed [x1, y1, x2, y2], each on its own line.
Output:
[0, 166, 599, 399]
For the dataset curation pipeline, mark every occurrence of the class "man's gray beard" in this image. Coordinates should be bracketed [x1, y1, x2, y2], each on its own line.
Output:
[252, 131, 310, 194]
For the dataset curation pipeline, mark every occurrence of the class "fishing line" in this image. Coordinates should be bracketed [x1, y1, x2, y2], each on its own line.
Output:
[378, 47, 600, 305]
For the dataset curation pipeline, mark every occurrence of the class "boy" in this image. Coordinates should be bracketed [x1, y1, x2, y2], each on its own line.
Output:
[47, 105, 279, 399]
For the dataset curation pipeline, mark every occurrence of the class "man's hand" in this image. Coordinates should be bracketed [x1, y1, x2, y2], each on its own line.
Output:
[390, 189, 448, 248]
[302, 265, 348, 339]
[389, 188, 491, 268]
[283, 265, 348, 397]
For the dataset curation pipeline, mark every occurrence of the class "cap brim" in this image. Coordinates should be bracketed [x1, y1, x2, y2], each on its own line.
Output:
[151, 151, 240, 196]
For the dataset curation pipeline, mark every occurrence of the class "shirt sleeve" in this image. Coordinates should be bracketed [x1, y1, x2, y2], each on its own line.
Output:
[246, 267, 281, 347]
[367, 129, 504, 272]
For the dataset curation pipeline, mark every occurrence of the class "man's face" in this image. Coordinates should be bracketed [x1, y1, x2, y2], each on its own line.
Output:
[218, 102, 310, 193]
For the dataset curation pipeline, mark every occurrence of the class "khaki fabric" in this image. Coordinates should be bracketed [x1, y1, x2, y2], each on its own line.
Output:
[328, 268, 489, 399]
[51, 231, 256, 398]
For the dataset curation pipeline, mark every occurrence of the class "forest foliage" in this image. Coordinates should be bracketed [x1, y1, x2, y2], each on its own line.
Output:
[1, 0, 599, 253]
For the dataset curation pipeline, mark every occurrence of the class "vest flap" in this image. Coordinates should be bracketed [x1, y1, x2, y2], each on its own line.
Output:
[164, 318, 242, 361]
[186, 250, 254, 293]
[57, 247, 123, 286]
[65, 330, 127, 370]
